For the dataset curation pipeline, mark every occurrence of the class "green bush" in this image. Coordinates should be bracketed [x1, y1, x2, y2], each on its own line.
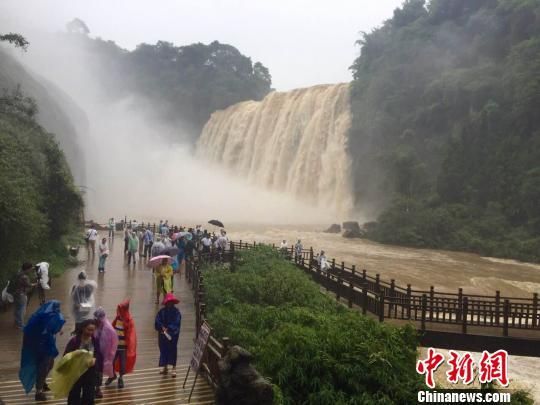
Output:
[203, 247, 423, 404]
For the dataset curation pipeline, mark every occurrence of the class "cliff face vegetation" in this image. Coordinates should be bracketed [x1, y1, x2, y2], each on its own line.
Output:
[0, 38, 83, 284]
[350, 0, 540, 261]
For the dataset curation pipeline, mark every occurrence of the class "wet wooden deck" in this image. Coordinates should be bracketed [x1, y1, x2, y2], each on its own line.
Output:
[0, 234, 214, 404]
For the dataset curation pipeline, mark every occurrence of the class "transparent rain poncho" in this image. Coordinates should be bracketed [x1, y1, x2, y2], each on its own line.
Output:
[70, 272, 98, 324]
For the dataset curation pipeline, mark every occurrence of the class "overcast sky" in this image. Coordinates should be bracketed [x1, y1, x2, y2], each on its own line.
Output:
[1, 0, 403, 90]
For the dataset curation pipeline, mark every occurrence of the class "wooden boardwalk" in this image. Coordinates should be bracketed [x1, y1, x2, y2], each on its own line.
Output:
[0, 234, 213, 404]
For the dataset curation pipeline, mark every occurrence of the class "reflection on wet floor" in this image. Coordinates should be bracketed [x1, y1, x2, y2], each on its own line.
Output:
[0, 234, 212, 404]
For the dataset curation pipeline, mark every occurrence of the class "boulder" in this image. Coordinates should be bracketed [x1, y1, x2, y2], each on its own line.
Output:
[342, 221, 363, 238]
[216, 345, 274, 405]
[324, 223, 341, 233]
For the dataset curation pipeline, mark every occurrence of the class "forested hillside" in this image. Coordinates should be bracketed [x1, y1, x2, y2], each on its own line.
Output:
[350, 0, 540, 262]
[0, 37, 83, 284]
[52, 32, 272, 138]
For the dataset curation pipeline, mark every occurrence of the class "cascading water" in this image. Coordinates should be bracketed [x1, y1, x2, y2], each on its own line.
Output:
[196, 83, 354, 217]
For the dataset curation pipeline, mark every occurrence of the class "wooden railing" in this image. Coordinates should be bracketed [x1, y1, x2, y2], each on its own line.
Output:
[185, 239, 540, 387]
[229, 241, 540, 337]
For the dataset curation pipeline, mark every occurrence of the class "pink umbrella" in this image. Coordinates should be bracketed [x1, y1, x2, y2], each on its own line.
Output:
[146, 255, 173, 268]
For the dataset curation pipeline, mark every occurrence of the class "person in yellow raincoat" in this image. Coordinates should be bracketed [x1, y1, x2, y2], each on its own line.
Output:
[154, 258, 173, 304]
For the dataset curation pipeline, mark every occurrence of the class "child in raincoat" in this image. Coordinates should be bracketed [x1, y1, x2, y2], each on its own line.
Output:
[93, 307, 118, 398]
[105, 299, 137, 389]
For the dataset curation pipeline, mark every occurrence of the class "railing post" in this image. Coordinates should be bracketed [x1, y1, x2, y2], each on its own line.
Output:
[362, 284, 368, 315]
[389, 279, 395, 316]
[429, 286, 434, 321]
[503, 299, 510, 337]
[462, 297, 468, 334]
[457, 288, 463, 322]
[406, 284, 412, 319]
[375, 274, 380, 293]
[533, 293, 538, 328]
[379, 294, 384, 322]
[349, 265, 355, 308]
[421, 294, 427, 332]
[495, 290, 501, 326]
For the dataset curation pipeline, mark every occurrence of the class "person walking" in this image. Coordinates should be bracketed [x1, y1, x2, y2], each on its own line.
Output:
[123, 227, 130, 255]
[11, 262, 35, 329]
[98, 238, 109, 273]
[70, 271, 97, 334]
[106, 300, 137, 389]
[93, 308, 118, 399]
[318, 250, 329, 271]
[151, 237, 165, 258]
[143, 228, 154, 258]
[86, 225, 98, 256]
[200, 233, 212, 254]
[64, 319, 102, 405]
[138, 229, 145, 257]
[127, 231, 139, 266]
[294, 240, 303, 260]
[155, 293, 181, 378]
[35, 262, 51, 305]
[108, 218, 115, 239]
[175, 236, 186, 275]
[19, 300, 65, 402]
[154, 258, 173, 304]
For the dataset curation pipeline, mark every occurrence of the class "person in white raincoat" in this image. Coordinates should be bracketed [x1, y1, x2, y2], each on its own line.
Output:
[70, 271, 98, 334]
[35, 262, 51, 305]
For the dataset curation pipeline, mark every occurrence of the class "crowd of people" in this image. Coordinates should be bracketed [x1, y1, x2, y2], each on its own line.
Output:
[4, 218, 330, 403]
[9, 218, 227, 404]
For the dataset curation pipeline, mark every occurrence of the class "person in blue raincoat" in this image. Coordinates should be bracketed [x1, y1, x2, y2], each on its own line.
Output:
[154, 293, 181, 377]
[19, 300, 65, 402]
[175, 236, 186, 275]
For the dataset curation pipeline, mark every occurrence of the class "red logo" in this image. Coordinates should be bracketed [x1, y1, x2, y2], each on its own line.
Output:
[416, 348, 445, 388]
[417, 349, 509, 388]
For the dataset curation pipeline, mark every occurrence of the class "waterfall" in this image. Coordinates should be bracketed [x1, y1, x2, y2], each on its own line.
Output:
[196, 83, 354, 217]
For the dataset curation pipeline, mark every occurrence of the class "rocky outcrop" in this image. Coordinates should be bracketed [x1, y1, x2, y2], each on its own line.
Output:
[342, 221, 363, 238]
[324, 224, 341, 233]
[216, 345, 273, 405]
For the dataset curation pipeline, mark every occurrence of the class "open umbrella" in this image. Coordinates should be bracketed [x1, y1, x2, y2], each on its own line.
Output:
[208, 219, 224, 228]
[162, 246, 180, 257]
[146, 255, 173, 268]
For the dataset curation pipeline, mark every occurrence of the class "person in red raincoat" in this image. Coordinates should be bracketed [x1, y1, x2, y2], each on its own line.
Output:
[105, 300, 136, 389]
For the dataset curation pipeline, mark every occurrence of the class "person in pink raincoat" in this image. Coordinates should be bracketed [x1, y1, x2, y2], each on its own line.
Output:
[93, 307, 118, 399]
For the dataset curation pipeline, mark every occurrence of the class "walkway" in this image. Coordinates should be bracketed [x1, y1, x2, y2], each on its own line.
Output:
[0, 233, 213, 404]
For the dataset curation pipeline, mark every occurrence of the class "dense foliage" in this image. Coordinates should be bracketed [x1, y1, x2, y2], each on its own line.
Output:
[349, 0, 540, 261]
[0, 86, 83, 285]
[203, 247, 423, 404]
[56, 33, 272, 138]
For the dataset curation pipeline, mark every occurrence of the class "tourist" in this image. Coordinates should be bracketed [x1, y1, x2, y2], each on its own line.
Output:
[154, 258, 173, 304]
[127, 231, 139, 265]
[98, 238, 109, 273]
[19, 300, 65, 402]
[70, 271, 97, 334]
[93, 307, 118, 399]
[108, 218, 115, 239]
[123, 227, 130, 254]
[12, 262, 35, 329]
[185, 233, 195, 264]
[280, 240, 288, 257]
[143, 227, 154, 258]
[86, 225, 98, 255]
[176, 236, 186, 274]
[106, 300, 137, 389]
[162, 221, 169, 237]
[158, 220, 163, 235]
[201, 233, 212, 254]
[294, 240, 303, 259]
[151, 237, 165, 258]
[35, 262, 51, 305]
[217, 231, 228, 252]
[138, 228, 145, 257]
[318, 250, 329, 271]
[155, 293, 181, 378]
[64, 319, 102, 405]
